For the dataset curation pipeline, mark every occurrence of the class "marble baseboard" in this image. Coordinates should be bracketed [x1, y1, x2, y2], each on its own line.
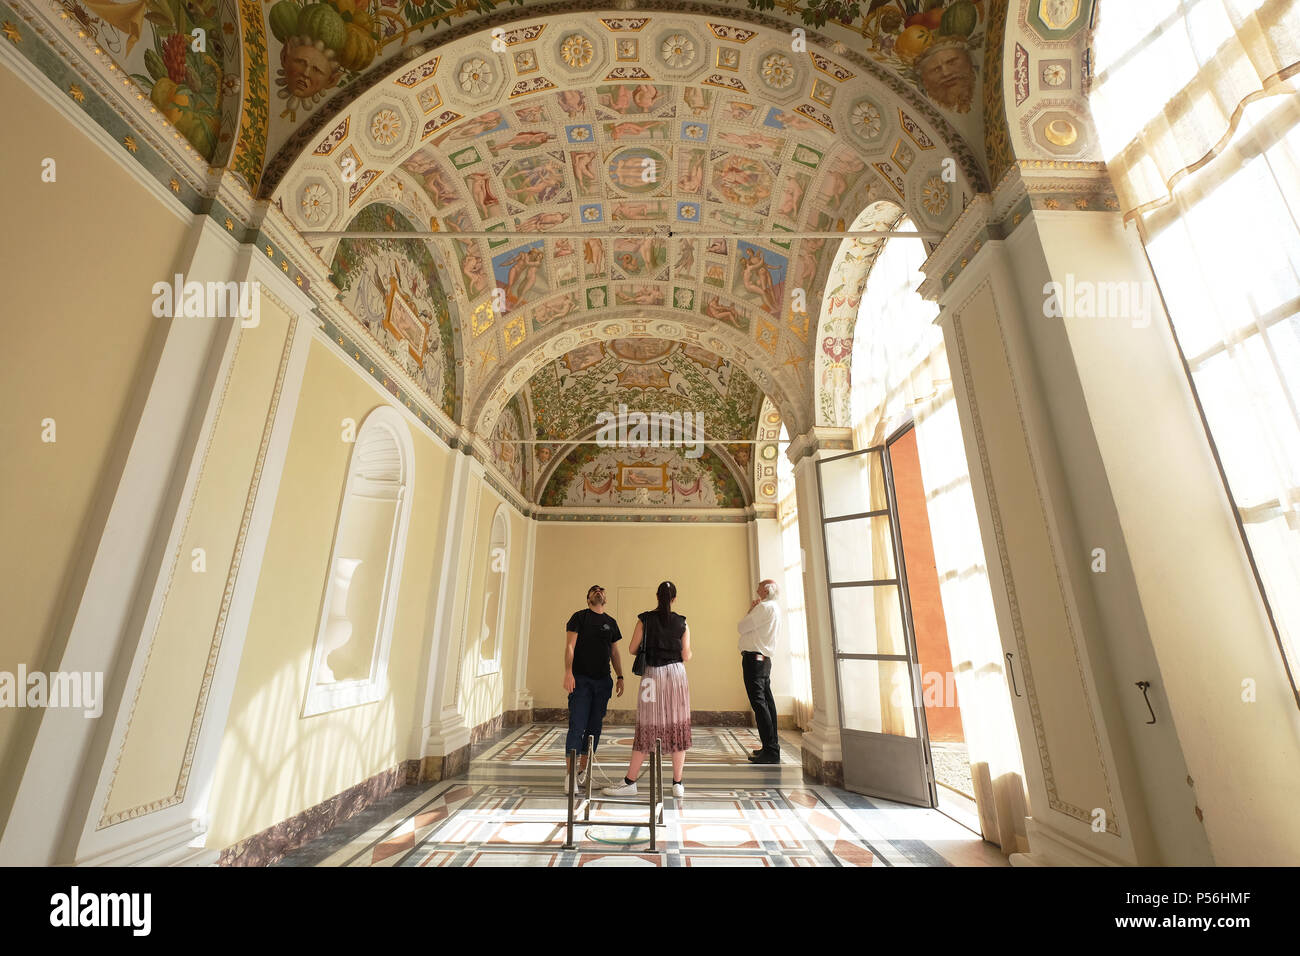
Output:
[504, 708, 533, 727]
[219, 718, 503, 866]
[801, 747, 844, 789]
[219, 763, 408, 867]
[420, 744, 471, 783]
[468, 713, 503, 744]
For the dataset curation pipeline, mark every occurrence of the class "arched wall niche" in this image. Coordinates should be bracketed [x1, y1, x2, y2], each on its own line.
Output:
[303, 404, 416, 717]
[477, 503, 511, 674]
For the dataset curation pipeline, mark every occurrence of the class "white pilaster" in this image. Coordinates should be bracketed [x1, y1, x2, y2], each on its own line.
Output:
[790, 435, 848, 765]
[511, 516, 538, 712]
[413, 448, 481, 759]
[748, 516, 792, 708]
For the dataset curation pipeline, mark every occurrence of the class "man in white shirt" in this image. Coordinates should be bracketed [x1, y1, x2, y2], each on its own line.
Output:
[738, 579, 782, 764]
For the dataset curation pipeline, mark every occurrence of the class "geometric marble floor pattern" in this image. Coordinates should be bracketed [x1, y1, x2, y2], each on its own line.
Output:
[275, 724, 1009, 868]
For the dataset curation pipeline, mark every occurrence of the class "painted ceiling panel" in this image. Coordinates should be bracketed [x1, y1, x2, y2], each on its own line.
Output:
[328, 201, 461, 420]
[539, 442, 747, 509]
[527, 336, 761, 444]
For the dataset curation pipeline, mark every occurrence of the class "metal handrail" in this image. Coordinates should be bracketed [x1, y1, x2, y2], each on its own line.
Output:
[562, 736, 664, 850]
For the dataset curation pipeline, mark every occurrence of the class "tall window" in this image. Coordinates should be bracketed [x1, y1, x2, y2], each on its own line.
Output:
[1091, 0, 1300, 689]
[304, 406, 414, 717]
[849, 215, 943, 448]
[477, 506, 509, 676]
[777, 424, 814, 729]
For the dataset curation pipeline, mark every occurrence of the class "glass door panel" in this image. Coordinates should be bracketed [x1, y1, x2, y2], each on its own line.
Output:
[817, 446, 936, 808]
[819, 449, 889, 518]
[830, 585, 909, 656]
[838, 659, 918, 736]
[824, 515, 896, 582]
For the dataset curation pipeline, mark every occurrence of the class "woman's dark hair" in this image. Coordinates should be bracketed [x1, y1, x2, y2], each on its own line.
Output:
[655, 580, 676, 625]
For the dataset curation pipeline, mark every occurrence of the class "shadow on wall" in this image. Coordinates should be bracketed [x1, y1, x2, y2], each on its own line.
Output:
[460, 668, 505, 737]
[207, 642, 403, 856]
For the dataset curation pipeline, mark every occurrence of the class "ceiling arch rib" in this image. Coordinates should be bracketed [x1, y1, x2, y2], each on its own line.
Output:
[258, 3, 993, 198]
[469, 312, 802, 438]
[814, 198, 906, 427]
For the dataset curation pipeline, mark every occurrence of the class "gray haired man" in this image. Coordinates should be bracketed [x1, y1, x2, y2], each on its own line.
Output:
[738, 578, 782, 764]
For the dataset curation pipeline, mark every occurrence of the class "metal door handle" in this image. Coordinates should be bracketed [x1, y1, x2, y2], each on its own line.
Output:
[1136, 680, 1157, 724]
[1006, 652, 1022, 697]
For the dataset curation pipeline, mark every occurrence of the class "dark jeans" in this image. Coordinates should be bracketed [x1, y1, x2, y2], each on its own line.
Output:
[566, 674, 614, 756]
[742, 653, 780, 756]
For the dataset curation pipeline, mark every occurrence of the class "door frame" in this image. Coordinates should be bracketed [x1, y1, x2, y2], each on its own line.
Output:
[816, 422, 938, 807]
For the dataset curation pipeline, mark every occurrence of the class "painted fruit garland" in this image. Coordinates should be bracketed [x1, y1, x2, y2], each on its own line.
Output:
[130, 0, 224, 159]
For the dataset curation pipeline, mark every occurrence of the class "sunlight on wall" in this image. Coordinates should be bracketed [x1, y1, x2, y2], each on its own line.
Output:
[205, 341, 450, 851]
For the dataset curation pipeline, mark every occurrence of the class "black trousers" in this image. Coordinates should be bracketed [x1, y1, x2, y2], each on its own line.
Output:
[742, 652, 780, 756]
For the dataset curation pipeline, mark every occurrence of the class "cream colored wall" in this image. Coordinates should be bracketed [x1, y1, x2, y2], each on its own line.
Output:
[456, 483, 529, 732]
[102, 295, 295, 819]
[0, 63, 188, 778]
[527, 522, 754, 713]
[204, 338, 451, 851]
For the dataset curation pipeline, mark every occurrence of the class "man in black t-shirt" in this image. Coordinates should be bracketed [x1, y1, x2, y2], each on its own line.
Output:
[563, 585, 624, 789]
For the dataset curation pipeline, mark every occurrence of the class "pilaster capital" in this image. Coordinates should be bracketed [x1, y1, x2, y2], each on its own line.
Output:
[786, 426, 853, 465]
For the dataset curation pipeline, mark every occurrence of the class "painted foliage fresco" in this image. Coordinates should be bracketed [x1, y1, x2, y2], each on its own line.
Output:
[526, 338, 763, 447]
[329, 202, 458, 419]
[490, 394, 530, 498]
[540, 445, 746, 509]
[72, 0, 237, 159]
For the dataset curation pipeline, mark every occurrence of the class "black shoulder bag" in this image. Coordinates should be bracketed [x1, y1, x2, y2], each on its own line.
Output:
[633, 614, 651, 676]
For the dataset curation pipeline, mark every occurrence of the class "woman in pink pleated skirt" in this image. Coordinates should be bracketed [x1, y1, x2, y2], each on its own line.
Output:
[603, 581, 693, 799]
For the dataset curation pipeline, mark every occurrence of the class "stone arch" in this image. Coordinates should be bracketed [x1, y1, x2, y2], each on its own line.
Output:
[469, 310, 808, 439]
[813, 198, 906, 427]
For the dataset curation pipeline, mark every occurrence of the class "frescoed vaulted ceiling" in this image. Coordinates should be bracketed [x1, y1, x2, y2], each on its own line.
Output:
[22, 0, 1101, 508]
[529, 338, 760, 446]
[282, 11, 986, 445]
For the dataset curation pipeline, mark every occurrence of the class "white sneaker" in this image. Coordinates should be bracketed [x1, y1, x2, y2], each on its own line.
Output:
[602, 780, 637, 796]
[576, 766, 589, 788]
[672, 782, 685, 799]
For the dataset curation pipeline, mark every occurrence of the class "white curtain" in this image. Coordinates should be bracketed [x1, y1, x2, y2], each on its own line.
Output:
[1090, 0, 1300, 221]
[848, 220, 1029, 852]
[1093, 0, 1300, 683]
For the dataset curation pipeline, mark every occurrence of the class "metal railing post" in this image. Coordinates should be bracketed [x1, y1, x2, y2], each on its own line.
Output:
[564, 748, 576, 850]
[584, 734, 594, 822]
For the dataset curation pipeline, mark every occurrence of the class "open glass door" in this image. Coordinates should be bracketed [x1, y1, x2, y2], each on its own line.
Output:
[816, 446, 936, 807]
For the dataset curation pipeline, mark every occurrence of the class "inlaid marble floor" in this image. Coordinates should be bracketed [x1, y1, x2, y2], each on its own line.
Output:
[275, 724, 1008, 867]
